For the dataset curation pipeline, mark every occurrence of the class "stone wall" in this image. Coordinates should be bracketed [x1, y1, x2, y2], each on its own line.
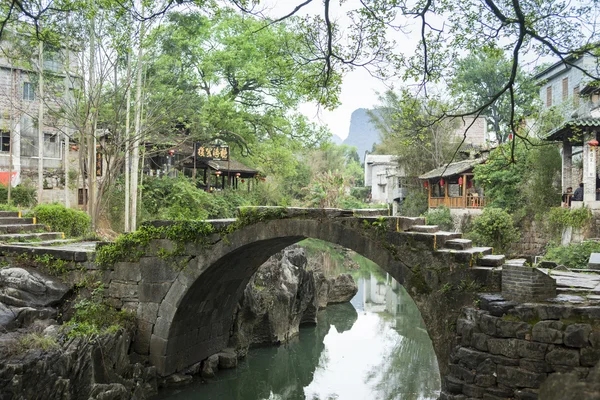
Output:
[442, 299, 600, 400]
[509, 220, 550, 257]
[502, 265, 557, 301]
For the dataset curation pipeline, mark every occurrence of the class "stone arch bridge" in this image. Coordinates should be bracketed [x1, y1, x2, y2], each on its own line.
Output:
[100, 207, 505, 380]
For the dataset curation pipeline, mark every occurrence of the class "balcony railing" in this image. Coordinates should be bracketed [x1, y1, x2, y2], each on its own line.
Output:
[429, 196, 487, 209]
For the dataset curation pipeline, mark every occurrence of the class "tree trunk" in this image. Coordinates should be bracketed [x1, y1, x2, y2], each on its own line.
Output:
[130, 15, 145, 231]
[124, 51, 132, 232]
[37, 41, 44, 205]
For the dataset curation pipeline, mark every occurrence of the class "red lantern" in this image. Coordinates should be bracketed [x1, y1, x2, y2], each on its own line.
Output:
[235, 172, 241, 177]
[241, 179, 245, 183]
[588, 139, 599, 147]
[168, 149, 175, 156]
[440, 178, 445, 186]
[508, 133, 513, 141]
[468, 180, 473, 188]
[458, 177, 463, 186]
[423, 181, 428, 188]
[215, 171, 222, 176]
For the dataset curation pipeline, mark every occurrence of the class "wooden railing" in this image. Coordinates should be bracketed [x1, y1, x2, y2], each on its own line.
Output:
[429, 196, 487, 209]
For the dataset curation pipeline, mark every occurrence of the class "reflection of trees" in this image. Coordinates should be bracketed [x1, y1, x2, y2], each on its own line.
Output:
[364, 286, 441, 400]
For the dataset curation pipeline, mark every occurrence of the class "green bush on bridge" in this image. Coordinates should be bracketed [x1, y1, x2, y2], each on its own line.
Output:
[424, 205, 453, 231]
[466, 207, 519, 254]
[543, 240, 600, 269]
[31, 203, 91, 237]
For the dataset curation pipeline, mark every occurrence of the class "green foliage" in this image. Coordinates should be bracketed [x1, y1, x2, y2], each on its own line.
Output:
[466, 208, 520, 253]
[17, 333, 58, 352]
[424, 205, 453, 231]
[63, 283, 134, 339]
[545, 207, 592, 241]
[0, 203, 18, 211]
[473, 140, 561, 218]
[31, 203, 91, 237]
[543, 240, 600, 269]
[399, 190, 428, 217]
[0, 184, 36, 207]
[449, 46, 537, 143]
[34, 254, 69, 276]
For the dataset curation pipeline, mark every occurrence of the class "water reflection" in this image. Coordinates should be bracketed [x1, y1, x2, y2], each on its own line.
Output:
[159, 271, 440, 400]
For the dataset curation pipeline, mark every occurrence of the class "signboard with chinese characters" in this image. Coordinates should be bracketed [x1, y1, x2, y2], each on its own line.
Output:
[96, 151, 103, 177]
[195, 143, 229, 161]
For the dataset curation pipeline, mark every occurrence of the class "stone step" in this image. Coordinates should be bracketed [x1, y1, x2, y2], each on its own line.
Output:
[409, 225, 440, 233]
[477, 254, 506, 267]
[0, 211, 20, 218]
[0, 217, 34, 225]
[0, 232, 64, 242]
[0, 241, 97, 261]
[443, 238, 472, 250]
[8, 238, 75, 246]
[0, 224, 47, 234]
[400, 231, 462, 249]
[437, 246, 493, 263]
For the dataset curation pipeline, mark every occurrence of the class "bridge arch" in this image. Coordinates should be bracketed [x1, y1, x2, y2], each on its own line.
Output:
[127, 215, 478, 381]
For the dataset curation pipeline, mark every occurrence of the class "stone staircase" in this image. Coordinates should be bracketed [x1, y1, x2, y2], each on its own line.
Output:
[0, 211, 95, 262]
[405, 223, 506, 268]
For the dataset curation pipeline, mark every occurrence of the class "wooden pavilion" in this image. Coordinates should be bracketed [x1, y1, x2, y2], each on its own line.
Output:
[419, 158, 487, 209]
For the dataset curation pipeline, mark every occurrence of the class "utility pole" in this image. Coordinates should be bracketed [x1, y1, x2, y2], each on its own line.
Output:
[124, 51, 131, 231]
[87, 10, 97, 227]
[63, 18, 71, 208]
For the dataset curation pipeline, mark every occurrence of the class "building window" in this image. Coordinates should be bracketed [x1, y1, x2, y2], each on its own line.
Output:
[78, 188, 88, 205]
[562, 77, 569, 101]
[0, 131, 9, 152]
[43, 132, 60, 158]
[573, 86, 580, 107]
[23, 82, 35, 101]
[546, 86, 552, 107]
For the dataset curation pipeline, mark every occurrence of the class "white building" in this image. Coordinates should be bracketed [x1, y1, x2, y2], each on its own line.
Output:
[364, 154, 403, 205]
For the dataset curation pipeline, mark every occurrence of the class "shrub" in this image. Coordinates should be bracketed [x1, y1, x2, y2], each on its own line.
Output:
[399, 190, 428, 217]
[18, 333, 59, 351]
[32, 203, 91, 237]
[543, 240, 600, 269]
[466, 207, 520, 254]
[544, 207, 592, 242]
[64, 283, 134, 338]
[0, 184, 36, 207]
[424, 205, 454, 231]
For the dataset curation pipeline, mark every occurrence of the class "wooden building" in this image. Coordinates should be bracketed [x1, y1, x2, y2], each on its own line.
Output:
[419, 159, 487, 209]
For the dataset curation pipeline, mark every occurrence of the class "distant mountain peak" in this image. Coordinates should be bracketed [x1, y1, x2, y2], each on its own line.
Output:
[343, 108, 380, 158]
[331, 134, 344, 145]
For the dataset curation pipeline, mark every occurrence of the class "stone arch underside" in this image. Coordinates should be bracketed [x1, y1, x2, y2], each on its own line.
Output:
[147, 218, 475, 380]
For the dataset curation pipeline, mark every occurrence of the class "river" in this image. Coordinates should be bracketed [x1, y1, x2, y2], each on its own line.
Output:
[159, 247, 441, 400]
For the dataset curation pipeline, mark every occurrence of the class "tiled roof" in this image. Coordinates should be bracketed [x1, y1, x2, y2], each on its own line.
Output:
[544, 118, 600, 141]
[419, 158, 485, 180]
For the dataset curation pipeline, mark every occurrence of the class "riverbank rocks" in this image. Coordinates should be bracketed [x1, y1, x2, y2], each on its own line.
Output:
[443, 301, 600, 400]
[0, 267, 70, 307]
[326, 274, 359, 304]
[228, 245, 358, 352]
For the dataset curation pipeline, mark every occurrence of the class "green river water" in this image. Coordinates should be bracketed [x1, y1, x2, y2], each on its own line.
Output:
[158, 246, 441, 400]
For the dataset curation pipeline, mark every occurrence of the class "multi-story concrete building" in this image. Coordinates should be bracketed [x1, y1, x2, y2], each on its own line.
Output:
[0, 31, 82, 206]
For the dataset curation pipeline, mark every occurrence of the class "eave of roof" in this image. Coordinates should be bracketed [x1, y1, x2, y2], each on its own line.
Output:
[544, 118, 600, 142]
[419, 158, 485, 180]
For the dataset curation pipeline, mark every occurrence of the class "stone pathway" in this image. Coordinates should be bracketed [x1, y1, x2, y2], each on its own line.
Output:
[537, 268, 600, 303]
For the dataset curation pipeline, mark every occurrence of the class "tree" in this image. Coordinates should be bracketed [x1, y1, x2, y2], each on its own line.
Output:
[449, 47, 538, 143]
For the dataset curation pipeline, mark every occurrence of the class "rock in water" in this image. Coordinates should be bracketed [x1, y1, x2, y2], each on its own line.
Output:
[0, 267, 70, 307]
[327, 274, 358, 304]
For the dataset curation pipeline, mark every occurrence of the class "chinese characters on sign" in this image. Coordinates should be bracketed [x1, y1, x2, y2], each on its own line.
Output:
[96, 152, 103, 177]
[195, 144, 229, 161]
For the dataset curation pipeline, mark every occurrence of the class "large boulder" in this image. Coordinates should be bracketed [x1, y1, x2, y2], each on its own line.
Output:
[0, 267, 71, 307]
[327, 274, 358, 304]
[0, 302, 17, 330]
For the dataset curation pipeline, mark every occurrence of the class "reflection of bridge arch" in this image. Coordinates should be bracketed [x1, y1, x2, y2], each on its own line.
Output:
[109, 210, 490, 383]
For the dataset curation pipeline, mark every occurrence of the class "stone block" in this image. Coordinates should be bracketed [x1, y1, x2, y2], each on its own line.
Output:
[471, 333, 490, 352]
[563, 324, 592, 348]
[496, 319, 530, 339]
[133, 320, 153, 355]
[484, 385, 514, 398]
[479, 313, 498, 336]
[532, 321, 563, 344]
[457, 319, 478, 342]
[139, 257, 180, 282]
[591, 331, 600, 349]
[217, 349, 237, 369]
[550, 365, 590, 379]
[108, 281, 138, 300]
[476, 359, 496, 375]
[462, 383, 485, 398]
[450, 364, 476, 384]
[488, 338, 519, 358]
[546, 347, 580, 366]
[456, 347, 490, 370]
[445, 376, 465, 395]
[139, 282, 172, 303]
[517, 340, 548, 360]
[488, 353, 520, 366]
[519, 359, 551, 374]
[515, 389, 539, 400]
[137, 302, 160, 324]
[580, 347, 600, 367]
[112, 262, 141, 282]
[497, 365, 546, 388]
[475, 374, 496, 387]
[149, 334, 168, 357]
